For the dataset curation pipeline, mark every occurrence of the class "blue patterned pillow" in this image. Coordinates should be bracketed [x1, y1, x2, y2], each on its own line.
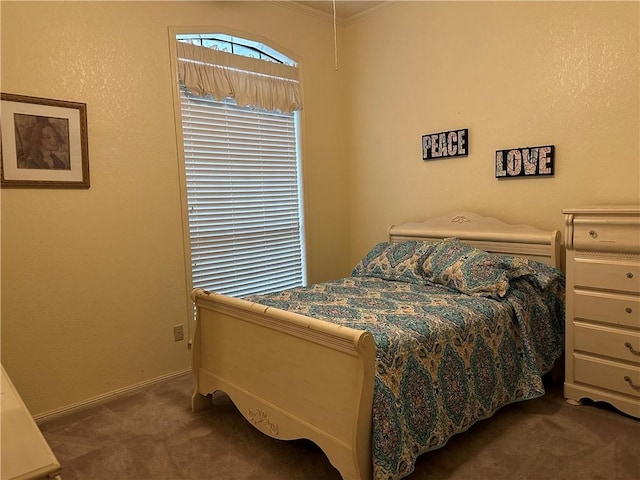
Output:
[421, 237, 535, 298]
[352, 240, 434, 285]
[521, 259, 565, 290]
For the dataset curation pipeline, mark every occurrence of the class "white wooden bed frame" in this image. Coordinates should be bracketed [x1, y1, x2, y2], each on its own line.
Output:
[191, 211, 561, 480]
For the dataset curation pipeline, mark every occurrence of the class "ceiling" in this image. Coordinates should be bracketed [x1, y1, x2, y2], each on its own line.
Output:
[293, 1, 388, 20]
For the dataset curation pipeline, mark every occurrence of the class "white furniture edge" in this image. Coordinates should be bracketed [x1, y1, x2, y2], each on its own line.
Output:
[190, 211, 561, 480]
[1, 366, 62, 480]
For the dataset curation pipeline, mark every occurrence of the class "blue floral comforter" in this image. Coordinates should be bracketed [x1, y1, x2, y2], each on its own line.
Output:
[244, 274, 564, 480]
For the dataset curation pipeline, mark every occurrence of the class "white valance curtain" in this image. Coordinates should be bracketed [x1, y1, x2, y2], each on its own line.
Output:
[176, 41, 303, 113]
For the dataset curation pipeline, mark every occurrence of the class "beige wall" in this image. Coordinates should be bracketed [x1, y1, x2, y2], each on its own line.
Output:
[1, 1, 349, 415]
[2, 0, 639, 417]
[344, 1, 640, 263]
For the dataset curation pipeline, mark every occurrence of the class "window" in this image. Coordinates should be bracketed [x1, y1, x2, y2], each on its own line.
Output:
[175, 34, 306, 297]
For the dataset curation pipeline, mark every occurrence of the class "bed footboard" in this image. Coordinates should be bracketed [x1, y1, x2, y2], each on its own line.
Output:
[191, 288, 377, 480]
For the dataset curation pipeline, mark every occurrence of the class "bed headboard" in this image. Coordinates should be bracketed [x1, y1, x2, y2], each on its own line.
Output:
[388, 211, 561, 269]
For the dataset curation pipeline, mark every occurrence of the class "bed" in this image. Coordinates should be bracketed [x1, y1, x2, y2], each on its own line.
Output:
[190, 211, 565, 480]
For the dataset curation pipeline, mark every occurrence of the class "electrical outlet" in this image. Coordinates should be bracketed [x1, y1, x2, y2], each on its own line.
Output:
[173, 324, 185, 342]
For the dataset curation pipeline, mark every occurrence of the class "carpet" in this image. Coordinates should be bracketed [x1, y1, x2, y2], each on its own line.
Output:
[39, 373, 640, 480]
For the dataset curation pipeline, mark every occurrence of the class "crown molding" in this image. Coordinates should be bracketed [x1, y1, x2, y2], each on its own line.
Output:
[274, 1, 345, 24]
[273, 1, 400, 26]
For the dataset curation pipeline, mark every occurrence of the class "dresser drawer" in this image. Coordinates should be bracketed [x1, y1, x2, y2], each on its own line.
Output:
[572, 216, 640, 253]
[574, 354, 640, 398]
[573, 322, 640, 363]
[573, 290, 640, 328]
[573, 257, 640, 293]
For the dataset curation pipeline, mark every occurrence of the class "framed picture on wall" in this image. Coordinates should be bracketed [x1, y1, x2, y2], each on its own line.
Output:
[1, 93, 90, 188]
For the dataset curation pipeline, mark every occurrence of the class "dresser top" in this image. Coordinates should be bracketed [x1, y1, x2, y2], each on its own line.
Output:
[563, 205, 640, 215]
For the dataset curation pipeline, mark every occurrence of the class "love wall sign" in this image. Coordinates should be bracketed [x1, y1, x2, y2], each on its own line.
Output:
[495, 145, 554, 178]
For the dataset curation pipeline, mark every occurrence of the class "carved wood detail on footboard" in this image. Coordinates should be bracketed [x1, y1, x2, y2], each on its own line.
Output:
[191, 288, 377, 480]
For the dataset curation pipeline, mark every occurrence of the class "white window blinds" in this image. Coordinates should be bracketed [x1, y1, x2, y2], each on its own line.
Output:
[180, 88, 306, 297]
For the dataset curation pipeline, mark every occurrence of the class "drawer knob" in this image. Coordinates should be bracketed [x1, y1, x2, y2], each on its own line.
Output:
[588, 230, 598, 239]
[627, 272, 634, 279]
[625, 342, 640, 356]
[626, 307, 633, 314]
[624, 376, 640, 391]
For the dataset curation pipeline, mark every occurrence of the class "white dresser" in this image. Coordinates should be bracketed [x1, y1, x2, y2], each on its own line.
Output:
[563, 206, 640, 418]
[1, 366, 61, 480]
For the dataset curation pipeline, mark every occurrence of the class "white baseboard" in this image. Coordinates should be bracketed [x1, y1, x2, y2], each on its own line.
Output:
[34, 369, 192, 424]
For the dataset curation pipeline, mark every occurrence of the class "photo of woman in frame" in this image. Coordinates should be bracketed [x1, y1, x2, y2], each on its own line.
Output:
[14, 114, 71, 170]
[1, 92, 89, 188]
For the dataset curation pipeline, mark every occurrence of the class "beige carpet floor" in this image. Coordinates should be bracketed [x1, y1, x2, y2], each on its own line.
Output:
[39, 373, 639, 480]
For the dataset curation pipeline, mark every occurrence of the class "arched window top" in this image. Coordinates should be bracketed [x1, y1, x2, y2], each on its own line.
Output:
[176, 34, 296, 66]
[175, 32, 302, 113]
